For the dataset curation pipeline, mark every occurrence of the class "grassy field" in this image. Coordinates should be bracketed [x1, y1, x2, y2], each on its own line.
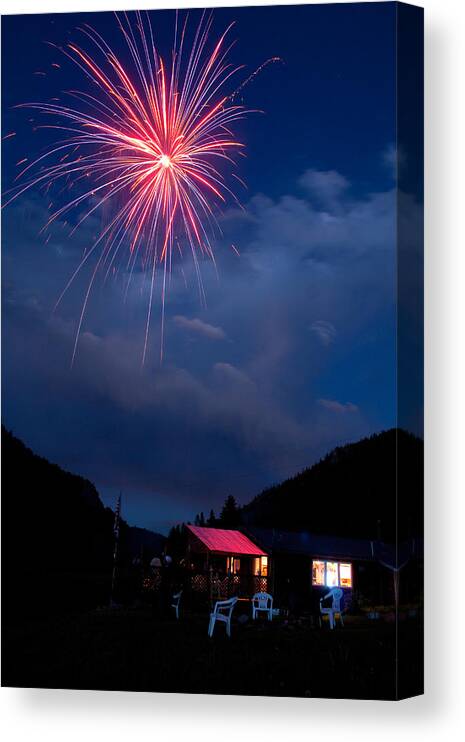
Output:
[1, 606, 423, 700]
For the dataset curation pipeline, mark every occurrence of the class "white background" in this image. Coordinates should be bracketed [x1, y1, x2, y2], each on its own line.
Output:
[1, 0, 464, 739]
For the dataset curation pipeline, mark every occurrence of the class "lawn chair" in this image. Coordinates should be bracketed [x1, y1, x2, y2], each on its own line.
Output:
[208, 596, 238, 638]
[319, 587, 344, 629]
[171, 590, 182, 620]
[252, 592, 273, 621]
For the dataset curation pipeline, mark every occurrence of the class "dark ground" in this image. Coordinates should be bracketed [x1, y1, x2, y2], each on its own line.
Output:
[2, 608, 423, 700]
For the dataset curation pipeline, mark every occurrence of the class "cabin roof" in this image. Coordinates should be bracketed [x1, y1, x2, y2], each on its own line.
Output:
[186, 525, 267, 556]
[246, 526, 374, 561]
[246, 527, 423, 566]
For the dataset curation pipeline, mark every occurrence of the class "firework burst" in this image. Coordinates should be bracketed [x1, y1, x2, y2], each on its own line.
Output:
[4, 10, 264, 364]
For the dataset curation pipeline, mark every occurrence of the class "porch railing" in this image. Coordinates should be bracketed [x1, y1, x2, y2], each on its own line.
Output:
[190, 572, 269, 600]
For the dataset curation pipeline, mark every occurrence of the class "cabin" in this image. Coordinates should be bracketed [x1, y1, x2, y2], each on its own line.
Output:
[182, 524, 422, 614]
[185, 524, 269, 602]
[246, 527, 423, 614]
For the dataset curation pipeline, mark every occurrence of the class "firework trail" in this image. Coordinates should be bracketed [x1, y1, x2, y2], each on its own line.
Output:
[4, 11, 275, 365]
[229, 56, 283, 102]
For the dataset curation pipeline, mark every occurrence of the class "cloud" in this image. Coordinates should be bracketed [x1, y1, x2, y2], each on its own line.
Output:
[299, 168, 350, 209]
[239, 183, 395, 264]
[173, 315, 226, 340]
[213, 362, 253, 386]
[317, 399, 359, 414]
[310, 320, 337, 346]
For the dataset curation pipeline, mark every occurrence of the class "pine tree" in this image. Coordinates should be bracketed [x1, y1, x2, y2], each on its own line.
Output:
[166, 524, 187, 559]
[194, 511, 206, 526]
[219, 495, 241, 527]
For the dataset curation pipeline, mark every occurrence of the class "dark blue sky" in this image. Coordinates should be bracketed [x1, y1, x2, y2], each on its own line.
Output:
[2, 3, 420, 534]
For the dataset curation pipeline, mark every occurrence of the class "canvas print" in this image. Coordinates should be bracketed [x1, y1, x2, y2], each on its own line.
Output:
[1, 2, 424, 700]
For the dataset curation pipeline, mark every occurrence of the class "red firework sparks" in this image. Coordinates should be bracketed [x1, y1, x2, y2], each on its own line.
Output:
[4, 10, 265, 364]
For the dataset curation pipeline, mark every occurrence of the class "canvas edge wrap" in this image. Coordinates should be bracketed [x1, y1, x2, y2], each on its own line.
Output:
[396, 0, 424, 701]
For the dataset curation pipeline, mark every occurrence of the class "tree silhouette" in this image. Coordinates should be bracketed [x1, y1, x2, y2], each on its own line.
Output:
[166, 524, 187, 558]
[219, 495, 242, 527]
[194, 511, 205, 526]
[1, 426, 165, 617]
[241, 429, 423, 541]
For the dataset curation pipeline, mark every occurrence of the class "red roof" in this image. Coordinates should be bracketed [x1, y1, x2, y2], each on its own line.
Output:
[186, 525, 267, 556]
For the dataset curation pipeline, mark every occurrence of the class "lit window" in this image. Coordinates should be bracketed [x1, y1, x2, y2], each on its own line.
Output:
[339, 563, 352, 588]
[254, 556, 269, 576]
[312, 560, 353, 588]
[312, 560, 325, 586]
[326, 562, 339, 587]
[227, 557, 240, 574]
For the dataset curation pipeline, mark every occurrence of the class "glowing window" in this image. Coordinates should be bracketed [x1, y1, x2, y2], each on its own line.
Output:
[254, 556, 269, 576]
[227, 557, 241, 574]
[339, 563, 352, 588]
[326, 562, 339, 587]
[312, 560, 353, 588]
[312, 560, 325, 586]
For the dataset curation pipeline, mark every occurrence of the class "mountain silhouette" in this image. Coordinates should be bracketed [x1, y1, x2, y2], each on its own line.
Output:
[1, 426, 165, 617]
[242, 429, 423, 542]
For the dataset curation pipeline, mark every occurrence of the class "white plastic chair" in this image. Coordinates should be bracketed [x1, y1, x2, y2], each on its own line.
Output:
[171, 590, 182, 620]
[252, 592, 273, 621]
[208, 596, 238, 637]
[319, 587, 344, 629]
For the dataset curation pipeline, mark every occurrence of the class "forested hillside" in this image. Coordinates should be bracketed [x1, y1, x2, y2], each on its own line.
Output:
[241, 429, 423, 542]
[1, 426, 165, 617]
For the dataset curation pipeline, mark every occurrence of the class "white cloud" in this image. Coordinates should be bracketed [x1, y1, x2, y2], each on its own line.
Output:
[213, 362, 253, 386]
[299, 168, 350, 209]
[310, 320, 337, 346]
[317, 398, 359, 414]
[173, 315, 226, 340]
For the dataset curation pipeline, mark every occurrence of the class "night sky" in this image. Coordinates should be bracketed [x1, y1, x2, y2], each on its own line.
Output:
[2, 3, 420, 534]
